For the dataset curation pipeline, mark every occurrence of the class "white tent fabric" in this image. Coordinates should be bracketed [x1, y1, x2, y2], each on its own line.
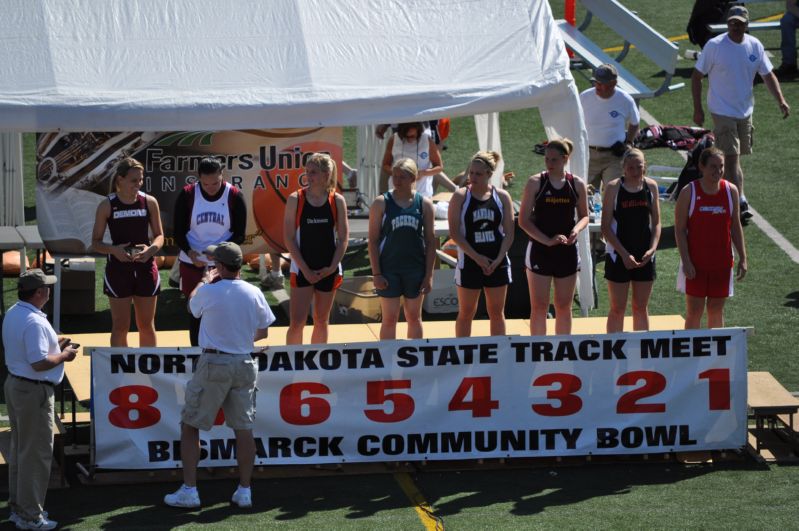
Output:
[0, 0, 593, 311]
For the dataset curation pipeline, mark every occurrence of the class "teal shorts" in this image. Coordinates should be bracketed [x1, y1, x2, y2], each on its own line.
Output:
[376, 269, 424, 299]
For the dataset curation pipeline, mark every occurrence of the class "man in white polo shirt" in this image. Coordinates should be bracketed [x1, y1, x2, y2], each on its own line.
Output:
[164, 242, 275, 510]
[580, 63, 640, 190]
[3, 269, 78, 530]
[692, 5, 791, 221]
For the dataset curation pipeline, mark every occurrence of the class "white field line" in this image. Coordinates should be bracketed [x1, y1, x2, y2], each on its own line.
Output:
[638, 107, 799, 264]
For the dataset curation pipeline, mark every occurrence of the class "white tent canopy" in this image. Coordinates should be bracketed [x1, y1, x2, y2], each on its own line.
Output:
[0, 0, 593, 310]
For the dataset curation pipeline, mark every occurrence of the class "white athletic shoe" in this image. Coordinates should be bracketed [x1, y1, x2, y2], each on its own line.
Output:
[164, 486, 201, 508]
[231, 488, 252, 508]
[260, 273, 285, 291]
[10, 511, 47, 526]
[14, 516, 58, 530]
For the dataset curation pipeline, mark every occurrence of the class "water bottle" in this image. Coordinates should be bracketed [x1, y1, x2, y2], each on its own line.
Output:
[592, 192, 602, 221]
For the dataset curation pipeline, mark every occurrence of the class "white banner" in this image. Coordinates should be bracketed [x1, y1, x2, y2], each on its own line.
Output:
[90, 329, 748, 469]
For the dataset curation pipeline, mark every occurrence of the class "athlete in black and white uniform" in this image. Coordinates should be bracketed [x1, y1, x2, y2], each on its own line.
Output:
[448, 151, 515, 337]
[91, 157, 164, 347]
[174, 157, 246, 346]
[519, 138, 589, 336]
[601, 149, 661, 333]
[283, 153, 349, 345]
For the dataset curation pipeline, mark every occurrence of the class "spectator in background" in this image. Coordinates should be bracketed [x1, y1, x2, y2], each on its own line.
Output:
[164, 242, 275, 510]
[3, 270, 78, 530]
[283, 153, 349, 345]
[91, 157, 164, 347]
[775, 0, 799, 78]
[692, 5, 790, 221]
[381, 122, 457, 197]
[448, 151, 515, 337]
[675, 147, 747, 329]
[580, 63, 640, 190]
[173, 157, 247, 345]
[601, 149, 661, 333]
[519, 138, 589, 336]
[368, 158, 436, 339]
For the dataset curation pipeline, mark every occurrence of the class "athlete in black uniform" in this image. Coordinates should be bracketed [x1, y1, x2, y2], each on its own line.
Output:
[283, 153, 349, 345]
[91, 157, 164, 347]
[601, 148, 661, 333]
[519, 138, 589, 336]
[448, 151, 515, 337]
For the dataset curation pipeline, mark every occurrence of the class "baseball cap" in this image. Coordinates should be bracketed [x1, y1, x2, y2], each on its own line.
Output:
[204, 242, 243, 268]
[18, 269, 57, 290]
[727, 5, 749, 23]
[591, 63, 618, 84]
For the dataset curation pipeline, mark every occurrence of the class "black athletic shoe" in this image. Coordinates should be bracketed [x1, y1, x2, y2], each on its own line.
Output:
[740, 200, 753, 222]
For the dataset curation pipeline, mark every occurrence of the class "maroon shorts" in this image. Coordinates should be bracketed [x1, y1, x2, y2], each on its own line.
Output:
[103, 258, 160, 298]
[179, 260, 206, 297]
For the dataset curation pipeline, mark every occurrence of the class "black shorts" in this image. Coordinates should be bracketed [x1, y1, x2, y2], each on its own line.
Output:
[290, 271, 343, 292]
[604, 253, 656, 283]
[103, 258, 161, 298]
[525, 240, 579, 278]
[456, 255, 512, 289]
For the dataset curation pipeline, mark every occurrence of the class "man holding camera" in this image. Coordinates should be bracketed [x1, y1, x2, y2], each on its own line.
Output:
[164, 242, 275, 510]
[580, 63, 640, 189]
[3, 269, 78, 530]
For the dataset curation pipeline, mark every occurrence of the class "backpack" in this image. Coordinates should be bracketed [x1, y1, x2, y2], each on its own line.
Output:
[671, 133, 715, 197]
[633, 125, 711, 151]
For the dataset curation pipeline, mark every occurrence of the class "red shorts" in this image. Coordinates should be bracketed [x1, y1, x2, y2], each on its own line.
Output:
[179, 260, 206, 297]
[684, 266, 733, 299]
[103, 258, 160, 298]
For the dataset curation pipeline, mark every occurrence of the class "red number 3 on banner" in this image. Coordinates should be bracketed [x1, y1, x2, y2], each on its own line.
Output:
[108, 385, 161, 429]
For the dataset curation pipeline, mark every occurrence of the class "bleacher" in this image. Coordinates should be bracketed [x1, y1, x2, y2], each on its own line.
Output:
[556, 0, 685, 100]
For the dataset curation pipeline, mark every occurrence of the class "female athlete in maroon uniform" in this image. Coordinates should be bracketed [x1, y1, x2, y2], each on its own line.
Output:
[675, 147, 747, 329]
[283, 153, 349, 345]
[519, 138, 589, 336]
[92, 158, 164, 347]
[601, 148, 661, 333]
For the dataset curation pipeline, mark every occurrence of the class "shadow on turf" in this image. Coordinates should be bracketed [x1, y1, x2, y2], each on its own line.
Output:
[414, 462, 770, 519]
[21, 474, 414, 529]
[784, 291, 799, 309]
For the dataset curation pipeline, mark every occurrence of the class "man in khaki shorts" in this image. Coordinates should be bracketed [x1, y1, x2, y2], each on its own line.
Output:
[691, 5, 790, 221]
[164, 242, 275, 509]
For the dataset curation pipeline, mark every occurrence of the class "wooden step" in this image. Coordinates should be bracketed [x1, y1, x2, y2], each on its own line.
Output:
[747, 372, 799, 416]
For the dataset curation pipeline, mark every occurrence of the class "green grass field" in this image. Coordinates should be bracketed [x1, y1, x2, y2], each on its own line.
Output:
[3, 0, 799, 528]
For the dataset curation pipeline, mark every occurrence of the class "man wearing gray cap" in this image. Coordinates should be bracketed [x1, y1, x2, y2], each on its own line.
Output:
[692, 5, 790, 221]
[579, 63, 640, 189]
[3, 269, 78, 530]
[164, 242, 275, 510]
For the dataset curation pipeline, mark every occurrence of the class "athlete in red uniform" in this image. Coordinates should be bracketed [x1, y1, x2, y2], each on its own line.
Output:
[92, 158, 164, 347]
[283, 153, 349, 345]
[675, 147, 747, 329]
[519, 138, 589, 335]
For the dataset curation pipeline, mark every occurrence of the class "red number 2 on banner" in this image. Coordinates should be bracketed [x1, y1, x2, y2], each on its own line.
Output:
[616, 371, 666, 414]
[108, 385, 161, 429]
